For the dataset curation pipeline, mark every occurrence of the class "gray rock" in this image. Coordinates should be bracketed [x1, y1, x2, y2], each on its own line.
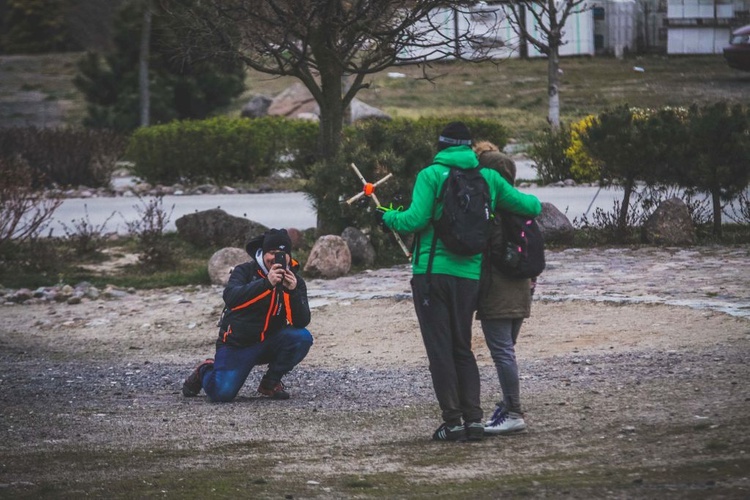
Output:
[208, 248, 248, 286]
[303, 235, 352, 279]
[175, 208, 268, 249]
[349, 99, 391, 122]
[341, 227, 375, 267]
[642, 197, 695, 246]
[240, 94, 273, 118]
[537, 202, 575, 245]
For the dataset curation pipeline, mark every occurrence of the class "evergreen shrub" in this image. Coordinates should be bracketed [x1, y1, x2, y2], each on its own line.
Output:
[527, 125, 573, 184]
[127, 117, 318, 185]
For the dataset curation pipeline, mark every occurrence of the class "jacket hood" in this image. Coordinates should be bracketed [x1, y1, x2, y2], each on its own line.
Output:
[245, 232, 300, 272]
[433, 145, 479, 170]
[245, 232, 265, 259]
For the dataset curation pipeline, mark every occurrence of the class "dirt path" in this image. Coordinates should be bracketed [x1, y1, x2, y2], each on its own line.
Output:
[0, 247, 749, 498]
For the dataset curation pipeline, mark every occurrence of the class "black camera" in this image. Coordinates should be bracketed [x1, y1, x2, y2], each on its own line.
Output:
[274, 252, 287, 270]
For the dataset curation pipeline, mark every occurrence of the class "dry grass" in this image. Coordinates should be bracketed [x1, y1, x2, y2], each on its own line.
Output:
[1, 52, 748, 141]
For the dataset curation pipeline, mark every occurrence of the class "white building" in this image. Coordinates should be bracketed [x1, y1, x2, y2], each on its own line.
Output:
[666, 0, 750, 54]
[401, 1, 749, 60]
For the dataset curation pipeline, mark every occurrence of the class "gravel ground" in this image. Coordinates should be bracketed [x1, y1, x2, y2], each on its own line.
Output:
[0, 246, 749, 498]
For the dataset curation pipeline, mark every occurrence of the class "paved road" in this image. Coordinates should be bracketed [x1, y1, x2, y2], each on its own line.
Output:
[48, 192, 318, 237]
[48, 186, 621, 236]
[45, 160, 745, 236]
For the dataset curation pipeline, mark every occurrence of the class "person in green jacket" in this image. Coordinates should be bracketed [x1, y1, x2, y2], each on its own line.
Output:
[378, 122, 541, 442]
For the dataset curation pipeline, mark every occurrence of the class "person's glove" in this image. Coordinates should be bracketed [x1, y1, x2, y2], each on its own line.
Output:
[375, 203, 402, 231]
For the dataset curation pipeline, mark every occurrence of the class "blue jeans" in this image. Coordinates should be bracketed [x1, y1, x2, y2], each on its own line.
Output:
[480, 318, 523, 414]
[202, 326, 313, 402]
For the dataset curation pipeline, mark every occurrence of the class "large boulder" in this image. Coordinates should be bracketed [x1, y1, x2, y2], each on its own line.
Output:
[642, 197, 695, 246]
[175, 208, 268, 248]
[303, 235, 352, 279]
[267, 83, 318, 119]
[207, 248, 248, 286]
[266, 82, 390, 122]
[536, 202, 575, 245]
[341, 226, 375, 267]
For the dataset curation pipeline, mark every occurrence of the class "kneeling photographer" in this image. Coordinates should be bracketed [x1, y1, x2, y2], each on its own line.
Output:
[181, 228, 313, 402]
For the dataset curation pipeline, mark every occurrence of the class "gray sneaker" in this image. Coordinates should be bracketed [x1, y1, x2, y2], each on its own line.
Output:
[484, 411, 527, 435]
[465, 421, 485, 441]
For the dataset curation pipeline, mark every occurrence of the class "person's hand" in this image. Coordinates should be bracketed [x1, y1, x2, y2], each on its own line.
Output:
[268, 263, 286, 287]
[281, 269, 298, 291]
[375, 203, 402, 231]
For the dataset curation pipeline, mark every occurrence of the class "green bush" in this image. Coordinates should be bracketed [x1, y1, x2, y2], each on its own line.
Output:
[678, 102, 750, 236]
[527, 125, 574, 184]
[0, 0, 81, 54]
[0, 126, 126, 188]
[127, 117, 318, 185]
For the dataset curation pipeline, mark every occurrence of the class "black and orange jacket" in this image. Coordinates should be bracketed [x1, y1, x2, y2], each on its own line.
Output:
[216, 259, 311, 348]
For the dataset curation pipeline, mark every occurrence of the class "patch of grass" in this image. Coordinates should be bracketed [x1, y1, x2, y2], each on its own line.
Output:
[20, 82, 41, 91]
[341, 475, 378, 489]
[0, 234, 215, 290]
[2, 53, 746, 137]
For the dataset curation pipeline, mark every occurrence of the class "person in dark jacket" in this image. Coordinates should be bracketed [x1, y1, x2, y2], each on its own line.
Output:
[474, 141, 532, 435]
[182, 228, 313, 402]
[378, 122, 541, 442]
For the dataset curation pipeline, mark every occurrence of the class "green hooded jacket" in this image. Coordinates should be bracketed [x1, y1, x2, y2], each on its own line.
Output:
[383, 146, 542, 280]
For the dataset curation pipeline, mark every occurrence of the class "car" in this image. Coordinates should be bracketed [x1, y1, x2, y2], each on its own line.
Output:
[723, 24, 750, 71]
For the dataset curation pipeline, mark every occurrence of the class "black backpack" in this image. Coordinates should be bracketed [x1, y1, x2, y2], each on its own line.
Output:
[492, 211, 546, 279]
[432, 166, 492, 256]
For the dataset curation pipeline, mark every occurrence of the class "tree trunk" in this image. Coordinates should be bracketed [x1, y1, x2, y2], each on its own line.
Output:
[711, 186, 723, 237]
[547, 0, 561, 128]
[315, 66, 346, 233]
[547, 47, 560, 128]
[518, 5, 528, 59]
[617, 179, 634, 241]
[139, 2, 151, 128]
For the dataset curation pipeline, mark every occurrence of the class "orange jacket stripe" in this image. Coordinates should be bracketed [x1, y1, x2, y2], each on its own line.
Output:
[260, 292, 277, 342]
[284, 293, 293, 323]
[230, 289, 272, 311]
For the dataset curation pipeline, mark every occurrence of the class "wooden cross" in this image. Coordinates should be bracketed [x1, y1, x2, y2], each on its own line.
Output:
[346, 163, 411, 259]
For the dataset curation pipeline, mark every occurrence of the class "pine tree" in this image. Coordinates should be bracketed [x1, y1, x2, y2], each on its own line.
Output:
[73, 0, 245, 131]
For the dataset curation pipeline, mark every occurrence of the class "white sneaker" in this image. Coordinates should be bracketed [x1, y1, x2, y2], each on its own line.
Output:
[484, 402, 507, 427]
[484, 411, 527, 435]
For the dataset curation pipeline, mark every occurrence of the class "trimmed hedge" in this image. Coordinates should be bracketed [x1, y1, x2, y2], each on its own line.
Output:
[127, 116, 318, 185]
[0, 126, 127, 188]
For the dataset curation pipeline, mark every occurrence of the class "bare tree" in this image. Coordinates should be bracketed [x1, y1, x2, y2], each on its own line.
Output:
[159, 0, 502, 161]
[0, 157, 62, 246]
[139, 0, 152, 127]
[502, 0, 589, 128]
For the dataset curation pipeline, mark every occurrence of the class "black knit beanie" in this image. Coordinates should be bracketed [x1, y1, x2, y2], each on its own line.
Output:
[438, 121, 472, 149]
[261, 228, 292, 254]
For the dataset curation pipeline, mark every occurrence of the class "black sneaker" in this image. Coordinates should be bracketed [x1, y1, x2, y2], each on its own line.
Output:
[182, 359, 213, 397]
[465, 421, 485, 441]
[257, 378, 290, 400]
[432, 423, 467, 442]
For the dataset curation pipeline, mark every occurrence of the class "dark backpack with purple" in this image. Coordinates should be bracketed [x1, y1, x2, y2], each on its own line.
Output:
[492, 210, 546, 279]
